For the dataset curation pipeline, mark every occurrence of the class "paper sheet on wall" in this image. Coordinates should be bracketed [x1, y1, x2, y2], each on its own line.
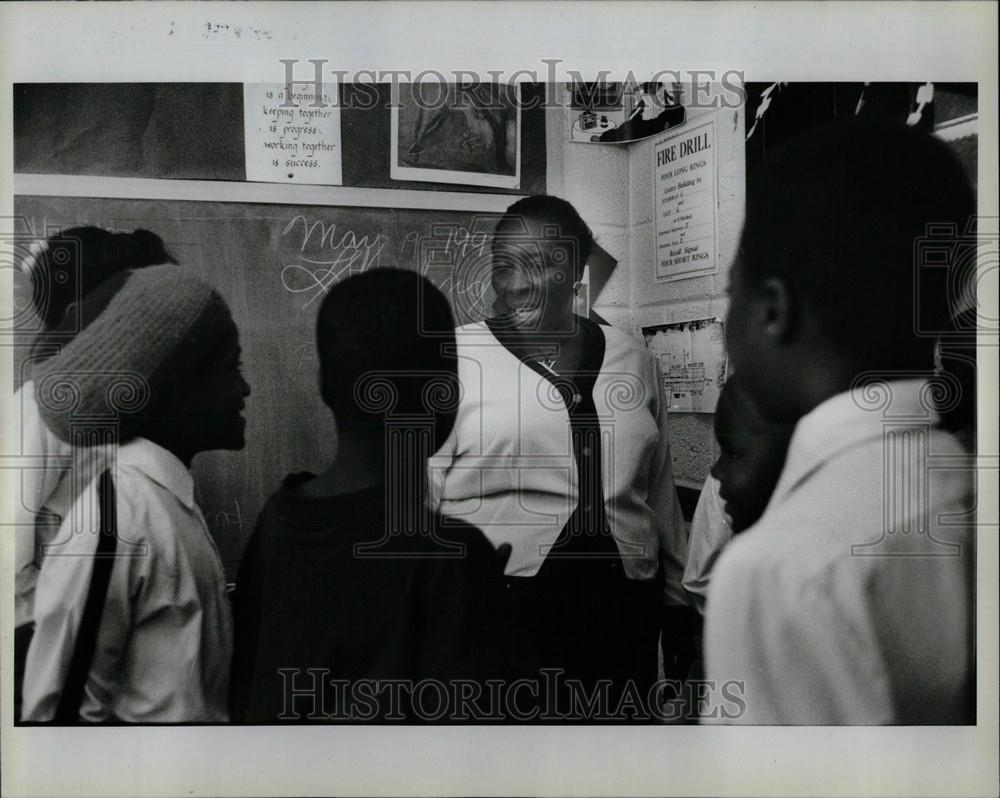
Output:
[243, 82, 342, 184]
[642, 318, 728, 413]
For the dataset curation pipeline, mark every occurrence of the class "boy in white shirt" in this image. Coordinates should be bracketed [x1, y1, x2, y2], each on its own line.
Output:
[706, 119, 977, 724]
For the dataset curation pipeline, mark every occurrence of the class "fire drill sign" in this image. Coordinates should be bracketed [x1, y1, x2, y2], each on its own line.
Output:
[652, 117, 718, 281]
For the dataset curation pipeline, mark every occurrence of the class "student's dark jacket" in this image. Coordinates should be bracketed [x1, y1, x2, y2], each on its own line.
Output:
[229, 475, 514, 723]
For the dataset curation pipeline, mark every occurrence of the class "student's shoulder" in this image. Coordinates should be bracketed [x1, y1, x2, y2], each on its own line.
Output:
[711, 514, 876, 628]
[109, 444, 203, 544]
[454, 320, 491, 341]
[709, 521, 805, 607]
[250, 472, 323, 538]
[109, 465, 163, 517]
[259, 472, 315, 512]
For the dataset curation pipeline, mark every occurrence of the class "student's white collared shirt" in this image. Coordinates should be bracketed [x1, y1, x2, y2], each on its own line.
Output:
[682, 474, 734, 614]
[23, 437, 233, 723]
[429, 321, 688, 604]
[13, 380, 104, 629]
[704, 380, 975, 724]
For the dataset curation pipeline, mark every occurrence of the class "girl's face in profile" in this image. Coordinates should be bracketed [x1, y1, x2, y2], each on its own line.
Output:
[175, 328, 252, 454]
[710, 388, 792, 534]
[491, 215, 579, 334]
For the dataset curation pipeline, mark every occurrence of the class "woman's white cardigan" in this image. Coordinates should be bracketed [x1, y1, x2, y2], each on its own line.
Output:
[429, 321, 689, 605]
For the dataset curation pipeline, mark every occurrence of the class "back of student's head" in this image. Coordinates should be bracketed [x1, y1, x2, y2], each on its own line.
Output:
[739, 118, 975, 372]
[26, 226, 177, 330]
[935, 306, 977, 441]
[316, 268, 459, 451]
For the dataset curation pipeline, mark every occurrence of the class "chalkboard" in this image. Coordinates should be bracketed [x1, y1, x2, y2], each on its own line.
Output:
[15, 83, 547, 195]
[13, 194, 506, 576]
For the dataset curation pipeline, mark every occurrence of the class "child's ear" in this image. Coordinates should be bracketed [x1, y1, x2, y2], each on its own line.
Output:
[759, 277, 796, 344]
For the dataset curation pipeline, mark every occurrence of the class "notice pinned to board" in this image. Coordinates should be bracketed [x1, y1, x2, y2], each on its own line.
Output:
[652, 118, 718, 282]
[243, 82, 342, 185]
[642, 318, 728, 413]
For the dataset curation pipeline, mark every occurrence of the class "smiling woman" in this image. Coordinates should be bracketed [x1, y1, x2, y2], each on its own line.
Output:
[429, 195, 690, 721]
[489, 196, 590, 341]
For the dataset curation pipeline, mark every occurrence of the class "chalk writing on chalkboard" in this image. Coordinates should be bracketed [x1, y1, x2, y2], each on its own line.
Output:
[203, 498, 245, 535]
[412, 221, 498, 321]
[279, 214, 386, 306]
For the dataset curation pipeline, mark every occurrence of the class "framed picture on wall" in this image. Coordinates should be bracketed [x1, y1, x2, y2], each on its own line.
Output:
[390, 82, 522, 188]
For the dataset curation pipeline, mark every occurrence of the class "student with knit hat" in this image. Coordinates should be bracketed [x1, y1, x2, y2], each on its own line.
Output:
[21, 264, 250, 723]
[13, 227, 177, 720]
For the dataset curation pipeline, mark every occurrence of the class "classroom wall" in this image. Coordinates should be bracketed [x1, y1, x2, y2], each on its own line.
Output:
[545, 85, 634, 334]
[547, 91, 746, 488]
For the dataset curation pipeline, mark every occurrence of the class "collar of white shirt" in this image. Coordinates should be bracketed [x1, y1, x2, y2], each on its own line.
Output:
[115, 438, 197, 511]
[771, 378, 939, 506]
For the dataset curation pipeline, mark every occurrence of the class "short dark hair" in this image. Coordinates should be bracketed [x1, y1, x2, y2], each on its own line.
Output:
[936, 306, 977, 435]
[716, 373, 794, 438]
[31, 227, 177, 330]
[316, 269, 458, 449]
[492, 195, 594, 278]
[739, 119, 975, 370]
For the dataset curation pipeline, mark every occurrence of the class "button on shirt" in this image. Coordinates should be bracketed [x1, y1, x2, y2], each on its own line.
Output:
[23, 438, 233, 723]
[704, 380, 975, 724]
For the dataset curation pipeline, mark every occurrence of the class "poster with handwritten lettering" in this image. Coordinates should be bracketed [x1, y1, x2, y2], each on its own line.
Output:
[652, 117, 718, 281]
[243, 82, 343, 184]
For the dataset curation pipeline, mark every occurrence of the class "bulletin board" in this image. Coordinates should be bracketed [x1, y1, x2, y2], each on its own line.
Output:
[14, 83, 547, 195]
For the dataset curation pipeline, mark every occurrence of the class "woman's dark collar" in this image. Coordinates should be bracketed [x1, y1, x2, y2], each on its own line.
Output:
[484, 314, 605, 375]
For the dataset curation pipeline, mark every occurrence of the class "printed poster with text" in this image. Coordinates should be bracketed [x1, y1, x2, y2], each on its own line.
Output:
[652, 118, 718, 281]
[244, 82, 343, 185]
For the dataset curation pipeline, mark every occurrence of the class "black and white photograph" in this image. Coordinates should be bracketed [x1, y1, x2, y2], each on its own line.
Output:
[0, 3, 997, 797]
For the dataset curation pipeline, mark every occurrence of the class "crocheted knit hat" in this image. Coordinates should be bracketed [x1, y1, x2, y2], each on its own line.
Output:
[34, 264, 237, 443]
